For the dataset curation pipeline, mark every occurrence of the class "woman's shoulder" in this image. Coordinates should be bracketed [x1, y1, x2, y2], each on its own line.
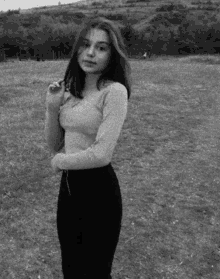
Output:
[101, 80, 127, 92]
[103, 81, 127, 98]
[98, 81, 127, 108]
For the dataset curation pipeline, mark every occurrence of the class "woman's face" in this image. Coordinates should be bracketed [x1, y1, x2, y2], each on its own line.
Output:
[77, 28, 111, 75]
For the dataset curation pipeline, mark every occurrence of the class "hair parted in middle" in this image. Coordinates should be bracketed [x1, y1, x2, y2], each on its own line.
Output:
[63, 16, 132, 100]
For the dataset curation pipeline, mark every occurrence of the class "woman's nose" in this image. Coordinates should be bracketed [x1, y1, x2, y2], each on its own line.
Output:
[87, 46, 95, 56]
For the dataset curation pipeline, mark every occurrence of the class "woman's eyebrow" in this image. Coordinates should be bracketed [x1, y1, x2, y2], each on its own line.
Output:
[83, 39, 109, 45]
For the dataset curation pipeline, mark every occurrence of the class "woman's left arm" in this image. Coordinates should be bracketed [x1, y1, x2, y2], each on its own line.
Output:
[51, 82, 128, 171]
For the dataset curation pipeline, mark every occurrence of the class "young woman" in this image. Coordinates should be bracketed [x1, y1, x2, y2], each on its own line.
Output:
[45, 16, 131, 279]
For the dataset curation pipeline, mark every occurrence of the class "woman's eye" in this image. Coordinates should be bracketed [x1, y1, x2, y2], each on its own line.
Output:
[98, 46, 107, 51]
[81, 42, 108, 51]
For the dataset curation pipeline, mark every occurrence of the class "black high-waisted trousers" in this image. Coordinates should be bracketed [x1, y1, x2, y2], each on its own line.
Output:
[56, 163, 123, 279]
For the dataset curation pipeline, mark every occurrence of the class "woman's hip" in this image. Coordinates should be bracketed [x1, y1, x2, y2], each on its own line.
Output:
[63, 163, 119, 187]
[59, 163, 122, 203]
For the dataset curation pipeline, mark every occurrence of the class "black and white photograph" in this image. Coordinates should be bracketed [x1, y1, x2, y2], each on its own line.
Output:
[1, 0, 220, 278]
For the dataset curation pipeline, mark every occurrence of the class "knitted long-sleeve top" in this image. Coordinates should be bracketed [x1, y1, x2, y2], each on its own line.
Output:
[57, 81, 128, 170]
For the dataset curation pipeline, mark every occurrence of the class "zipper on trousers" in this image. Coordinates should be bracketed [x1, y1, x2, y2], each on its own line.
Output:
[64, 170, 71, 196]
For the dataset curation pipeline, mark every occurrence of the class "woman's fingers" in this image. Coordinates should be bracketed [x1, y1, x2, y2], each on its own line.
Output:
[49, 80, 64, 90]
[48, 81, 63, 93]
[58, 79, 64, 86]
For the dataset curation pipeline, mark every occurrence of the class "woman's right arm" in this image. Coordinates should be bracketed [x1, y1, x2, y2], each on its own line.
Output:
[44, 81, 65, 154]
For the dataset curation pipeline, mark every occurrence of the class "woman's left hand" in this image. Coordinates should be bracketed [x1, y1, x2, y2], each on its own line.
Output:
[51, 153, 65, 173]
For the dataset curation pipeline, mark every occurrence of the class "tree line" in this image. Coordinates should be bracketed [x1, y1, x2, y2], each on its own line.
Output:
[1, 2, 220, 61]
[130, 2, 220, 57]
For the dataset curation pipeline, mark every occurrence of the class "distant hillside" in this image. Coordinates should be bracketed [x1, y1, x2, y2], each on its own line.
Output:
[19, 0, 183, 18]
[18, 0, 220, 26]
[1, 0, 220, 60]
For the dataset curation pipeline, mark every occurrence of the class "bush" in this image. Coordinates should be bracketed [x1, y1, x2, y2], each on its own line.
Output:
[91, 2, 101, 6]
[6, 9, 20, 15]
[156, 3, 188, 12]
[192, 0, 219, 10]
[104, 13, 126, 21]
[126, 0, 137, 3]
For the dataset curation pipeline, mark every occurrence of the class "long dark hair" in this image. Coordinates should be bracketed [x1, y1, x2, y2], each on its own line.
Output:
[63, 16, 132, 100]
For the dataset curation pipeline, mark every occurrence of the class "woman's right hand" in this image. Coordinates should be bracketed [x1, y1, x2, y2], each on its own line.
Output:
[46, 80, 65, 113]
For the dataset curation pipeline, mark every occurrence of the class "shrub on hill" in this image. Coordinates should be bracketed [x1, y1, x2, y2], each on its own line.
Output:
[191, 0, 219, 11]
[5, 9, 20, 15]
[155, 3, 188, 13]
[150, 11, 187, 26]
[103, 13, 127, 22]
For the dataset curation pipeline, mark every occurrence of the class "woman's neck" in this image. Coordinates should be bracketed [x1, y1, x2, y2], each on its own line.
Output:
[82, 74, 111, 97]
[84, 73, 100, 91]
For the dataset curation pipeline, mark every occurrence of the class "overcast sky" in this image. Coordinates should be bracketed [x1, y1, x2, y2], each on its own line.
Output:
[0, 0, 80, 12]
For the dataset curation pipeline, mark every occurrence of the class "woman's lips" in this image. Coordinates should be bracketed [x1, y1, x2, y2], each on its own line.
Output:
[83, 60, 96, 65]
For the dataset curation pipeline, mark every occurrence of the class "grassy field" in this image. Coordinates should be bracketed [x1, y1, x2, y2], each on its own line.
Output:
[1, 55, 220, 279]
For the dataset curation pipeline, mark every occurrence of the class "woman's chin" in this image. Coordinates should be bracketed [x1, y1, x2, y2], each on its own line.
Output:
[81, 65, 95, 72]
[79, 64, 103, 75]
[84, 68, 96, 73]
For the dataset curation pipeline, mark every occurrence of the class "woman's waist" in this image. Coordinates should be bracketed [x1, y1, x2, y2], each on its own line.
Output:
[63, 163, 112, 174]
[64, 132, 94, 152]
[62, 163, 119, 194]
